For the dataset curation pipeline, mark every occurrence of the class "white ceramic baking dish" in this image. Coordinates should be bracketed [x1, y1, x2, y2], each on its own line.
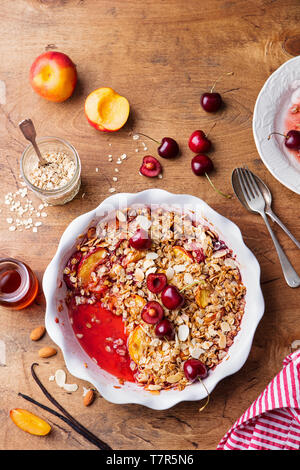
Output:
[43, 189, 264, 410]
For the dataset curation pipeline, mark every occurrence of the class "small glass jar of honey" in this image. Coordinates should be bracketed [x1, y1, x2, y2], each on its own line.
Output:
[0, 258, 38, 310]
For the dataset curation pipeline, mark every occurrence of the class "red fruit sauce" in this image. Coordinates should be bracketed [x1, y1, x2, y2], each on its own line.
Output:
[69, 300, 135, 383]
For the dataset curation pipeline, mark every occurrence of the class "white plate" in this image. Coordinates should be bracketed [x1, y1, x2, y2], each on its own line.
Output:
[43, 189, 264, 410]
[253, 55, 300, 194]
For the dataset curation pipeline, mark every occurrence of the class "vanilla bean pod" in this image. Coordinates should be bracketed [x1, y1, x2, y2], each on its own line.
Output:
[30, 363, 111, 450]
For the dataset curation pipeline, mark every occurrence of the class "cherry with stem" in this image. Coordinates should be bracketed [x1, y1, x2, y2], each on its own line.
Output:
[137, 133, 179, 159]
[268, 130, 300, 150]
[201, 72, 234, 112]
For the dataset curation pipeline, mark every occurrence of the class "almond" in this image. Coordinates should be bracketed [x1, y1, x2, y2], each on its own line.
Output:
[38, 346, 57, 358]
[83, 389, 95, 407]
[30, 326, 46, 342]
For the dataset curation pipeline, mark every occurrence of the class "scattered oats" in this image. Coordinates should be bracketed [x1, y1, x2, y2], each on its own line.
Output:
[35, 221, 42, 227]
[95, 168, 99, 172]
[135, 148, 139, 153]
[132, 134, 140, 140]
[6, 217, 13, 224]
[158, 174, 163, 179]
[32, 227, 37, 233]
[112, 176, 118, 182]
[120, 153, 127, 160]
[115, 168, 119, 173]
[63, 383, 78, 393]
[109, 187, 116, 193]
[41, 212, 47, 217]
[9, 226, 16, 231]
[76, 333, 83, 339]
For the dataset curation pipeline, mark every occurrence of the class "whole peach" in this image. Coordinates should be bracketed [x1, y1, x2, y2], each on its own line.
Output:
[30, 51, 77, 102]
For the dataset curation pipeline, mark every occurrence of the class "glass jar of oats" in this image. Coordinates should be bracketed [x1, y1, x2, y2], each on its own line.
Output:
[20, 136, 81, 205]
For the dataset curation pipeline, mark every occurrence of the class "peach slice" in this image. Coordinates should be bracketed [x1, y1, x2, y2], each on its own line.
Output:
[84, 87, 130, 132]
[128, 326, 147, 364]
[173, 246, 193, 262]
[77, 248, 108, 287]
[10, 408, 51, 436]
[125, 294, 147, 316]
[195, 287, 211, 308]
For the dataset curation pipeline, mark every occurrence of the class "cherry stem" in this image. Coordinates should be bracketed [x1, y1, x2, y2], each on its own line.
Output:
[210, 71, 234, 93]
[205, 173, 232, 199]
[198, 378, 210, 412]
[137, 133, 160, 145]
[206, 122, 217, 139]
[268, 132, 286, 140]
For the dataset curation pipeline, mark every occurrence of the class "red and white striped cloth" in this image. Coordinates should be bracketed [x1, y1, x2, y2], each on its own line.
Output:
[217, 350, 300, 450]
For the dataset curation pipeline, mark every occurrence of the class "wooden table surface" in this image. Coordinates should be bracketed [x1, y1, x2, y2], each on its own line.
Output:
[0, 0, 299, 451]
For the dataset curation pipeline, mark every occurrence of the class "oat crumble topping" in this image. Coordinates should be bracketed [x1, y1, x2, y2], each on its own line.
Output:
[64, 206, 246, 392]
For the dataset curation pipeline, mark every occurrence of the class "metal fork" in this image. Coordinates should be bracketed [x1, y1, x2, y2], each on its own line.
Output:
[236, 167, 300, 288]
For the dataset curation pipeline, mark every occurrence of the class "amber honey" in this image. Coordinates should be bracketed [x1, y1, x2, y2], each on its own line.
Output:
[0, 258, 38, 310]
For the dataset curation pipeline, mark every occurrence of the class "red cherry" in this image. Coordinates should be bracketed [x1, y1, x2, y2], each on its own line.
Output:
[201, 92, 222, 112]
[155, 318, 175, 340]
[141, 301, 164, 324]
[184, 359, 208, 382]
[268, 130, 300, 150]
[146, 272, 167, 294]
[129, 229, 152, 250]
[158, 137, 179, 159]
[188, 130, 211, 153]
[140, 155, 162, 178]
[137, 133, 179, 159]
[191, 154, 214, 176]
[200, 72, 233, 113]
[161, 285, 184, 310]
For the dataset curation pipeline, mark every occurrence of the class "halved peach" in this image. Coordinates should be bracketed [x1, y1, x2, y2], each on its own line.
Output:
[10, 409, 51, 436]
[77, 248, 108, 287]
[173, 246, 193, 262]
[84, 87, 130, 132]
[128, 326, 147, 364]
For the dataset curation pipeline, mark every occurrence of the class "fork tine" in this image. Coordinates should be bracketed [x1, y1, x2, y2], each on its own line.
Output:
[243, 167, 261, 196]
[236, 168, 252, 202]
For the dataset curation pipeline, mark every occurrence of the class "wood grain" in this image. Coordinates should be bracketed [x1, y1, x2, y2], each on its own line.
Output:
[0, 0, 299, 450]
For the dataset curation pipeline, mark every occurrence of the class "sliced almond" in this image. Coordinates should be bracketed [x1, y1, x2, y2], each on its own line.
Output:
[166, 372, 183, 384]
[30, 326, 46, 341]
[83, 389, 95, 406]
[38, 346, 57, 358]
[178, 324, 189, 342]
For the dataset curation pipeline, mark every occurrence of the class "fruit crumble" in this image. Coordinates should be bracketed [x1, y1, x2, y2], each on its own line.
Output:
[64, 206, 246, 392]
